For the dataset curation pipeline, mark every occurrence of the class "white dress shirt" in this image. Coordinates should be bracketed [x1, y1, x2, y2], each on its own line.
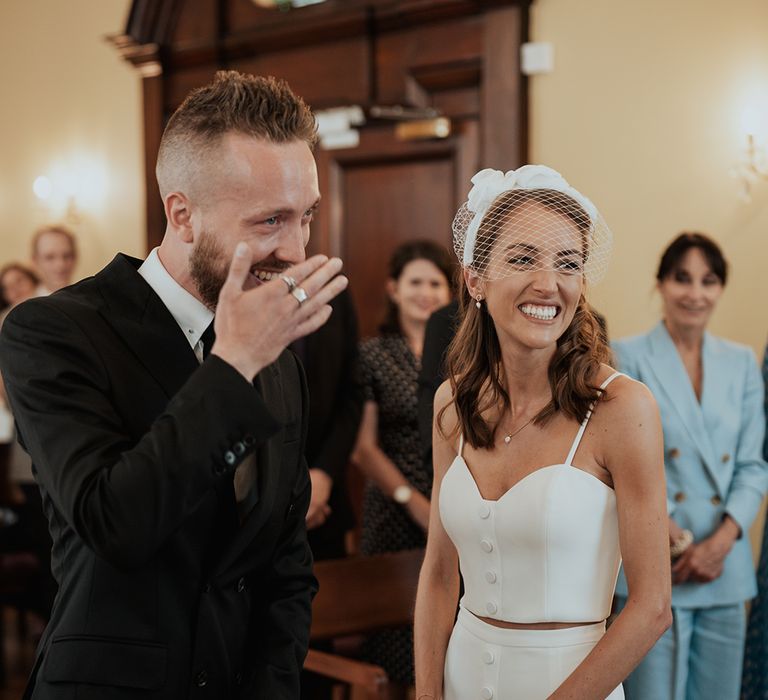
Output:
[138, 248, 213, 363]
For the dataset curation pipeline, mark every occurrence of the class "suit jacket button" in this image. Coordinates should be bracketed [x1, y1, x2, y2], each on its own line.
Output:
[233, 441, 246, 456]
[721, 453, 730, 463]
[711, 495, 722, 506]
[224, 450, 236, 466]
[243, 435, 256, 447]
[235, 672, 242, 685]
[668, 448, 680, 459]
[195, 670, 208, 687]
[674, 492, 686, 503]
[237, 577, 247, 593]
[203, 583, 211, 594]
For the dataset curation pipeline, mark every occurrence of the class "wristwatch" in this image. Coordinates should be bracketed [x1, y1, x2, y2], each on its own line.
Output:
[393, 484, 413, 505]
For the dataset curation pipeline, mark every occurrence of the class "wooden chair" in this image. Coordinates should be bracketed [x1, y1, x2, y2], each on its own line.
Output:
[305, 548, 425, 700]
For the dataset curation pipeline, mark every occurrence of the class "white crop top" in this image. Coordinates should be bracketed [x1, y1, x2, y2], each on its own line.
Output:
[439, 372, 623, 624]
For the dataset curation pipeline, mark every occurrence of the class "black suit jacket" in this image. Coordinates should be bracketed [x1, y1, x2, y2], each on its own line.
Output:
[0, 254, 316, 700]
[301, 289, 362, 543]
[417, 301, 460, 462]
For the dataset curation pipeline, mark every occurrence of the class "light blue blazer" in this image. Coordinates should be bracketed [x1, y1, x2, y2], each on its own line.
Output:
[613, 321, 767, 608]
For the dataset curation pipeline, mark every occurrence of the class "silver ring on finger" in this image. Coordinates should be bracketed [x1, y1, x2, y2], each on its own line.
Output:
[291, 287, 309, 306]
[279, 274, 297, 291]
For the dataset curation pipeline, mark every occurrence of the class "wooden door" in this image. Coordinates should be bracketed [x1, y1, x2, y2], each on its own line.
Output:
[314, 122, 477, 339]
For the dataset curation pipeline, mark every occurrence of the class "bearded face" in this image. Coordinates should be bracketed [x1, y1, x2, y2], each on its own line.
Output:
[189, 229, 229, 310]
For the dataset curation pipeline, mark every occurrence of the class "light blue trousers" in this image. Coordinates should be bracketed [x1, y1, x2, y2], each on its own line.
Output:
[614, 597, 745, 700]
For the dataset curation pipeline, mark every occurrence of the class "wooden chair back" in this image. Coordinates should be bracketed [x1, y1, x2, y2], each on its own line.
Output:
[304, 548, 425, 699]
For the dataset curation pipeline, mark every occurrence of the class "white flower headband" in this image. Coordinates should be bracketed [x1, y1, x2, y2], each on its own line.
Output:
[453, 165, 612, 284]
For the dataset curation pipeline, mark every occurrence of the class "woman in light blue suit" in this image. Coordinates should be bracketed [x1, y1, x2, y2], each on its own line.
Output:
[613, 233, 767, 700]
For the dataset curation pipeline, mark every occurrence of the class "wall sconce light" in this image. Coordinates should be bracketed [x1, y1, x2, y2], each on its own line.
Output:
[732, 134, 768, 202]
[32, 154, 109, 221]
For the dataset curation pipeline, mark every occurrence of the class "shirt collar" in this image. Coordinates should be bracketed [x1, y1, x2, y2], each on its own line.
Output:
[138, 248, 213, 350]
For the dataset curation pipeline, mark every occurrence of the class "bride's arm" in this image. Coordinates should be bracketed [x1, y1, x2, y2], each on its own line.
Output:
[550, 377, 672, 700]
[414, 381, 461, 700]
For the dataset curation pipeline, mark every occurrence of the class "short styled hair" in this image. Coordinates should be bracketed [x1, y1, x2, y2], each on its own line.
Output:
[656, 232, 728, 286]
[31, 225, 77, 259]
[156, 71, 318, 199]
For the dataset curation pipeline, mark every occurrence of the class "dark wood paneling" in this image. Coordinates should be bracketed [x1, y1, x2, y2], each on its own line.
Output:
[344, 157, 455, 338]
[432, 86, 480, 118]
[169, 0, 219, 45]
[481, 5, 528, 168]
[376, 17, 483, 104]
[315, 123, 477, 338]
[231, 38, 372, 109]
[142, 74, 167, 250]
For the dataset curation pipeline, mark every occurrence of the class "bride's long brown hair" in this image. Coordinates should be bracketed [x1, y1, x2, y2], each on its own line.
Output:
[438, 189, 611, 449]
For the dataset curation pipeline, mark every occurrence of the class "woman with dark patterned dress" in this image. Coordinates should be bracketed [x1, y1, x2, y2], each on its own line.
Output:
[353, 240, 454, 696]
[742, 340, 768, 699]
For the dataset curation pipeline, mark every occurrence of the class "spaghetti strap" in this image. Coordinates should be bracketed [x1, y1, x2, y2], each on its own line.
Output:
[458, 433, 465, 457]
[564, 372, 624, 466]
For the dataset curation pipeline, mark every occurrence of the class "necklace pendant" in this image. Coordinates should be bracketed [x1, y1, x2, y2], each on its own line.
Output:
[504, 435, 511, 444]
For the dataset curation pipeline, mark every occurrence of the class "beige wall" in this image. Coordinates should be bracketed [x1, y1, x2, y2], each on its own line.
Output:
[530, 0, 768, 359]
[0, 0, 143, 280]
[530, 0, 768, 554]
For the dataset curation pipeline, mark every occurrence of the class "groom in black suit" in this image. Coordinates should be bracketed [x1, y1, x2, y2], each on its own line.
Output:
[0, 71, 347, 699]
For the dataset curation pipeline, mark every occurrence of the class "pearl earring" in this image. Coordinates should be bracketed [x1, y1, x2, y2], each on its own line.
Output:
[475, 295, 483, 309]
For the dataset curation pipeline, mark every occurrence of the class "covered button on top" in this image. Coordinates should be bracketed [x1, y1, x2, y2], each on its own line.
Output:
[478, 503, 491, 519]
[480, 539, 494, 553]
[481, 686, 494, 699]
[485, 570, 497, 584]
[486, 601, 498, 614]
[482, 650, 495, 664]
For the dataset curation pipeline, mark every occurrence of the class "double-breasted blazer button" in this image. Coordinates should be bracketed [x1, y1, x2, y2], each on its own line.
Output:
[195, 670, 208, 687]
[668, 448, 680, 459]
[233, 441, 246, 456]
[674, 492, 686, 503]
[224, 450, 236, 466]
[711, 495, 722, 506]
[721, 453, 731, 463]
[237, 577, 247, 593]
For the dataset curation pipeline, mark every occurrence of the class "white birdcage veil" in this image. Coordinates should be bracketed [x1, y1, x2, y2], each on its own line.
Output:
[452, 166, 612, 285]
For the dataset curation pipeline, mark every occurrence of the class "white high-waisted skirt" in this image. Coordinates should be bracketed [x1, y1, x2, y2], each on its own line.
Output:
[443, 606, 624, 699]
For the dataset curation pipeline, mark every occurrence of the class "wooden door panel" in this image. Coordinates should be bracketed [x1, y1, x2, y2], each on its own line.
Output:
[315, 122, 477, 339]
[343, 156, 455, 339]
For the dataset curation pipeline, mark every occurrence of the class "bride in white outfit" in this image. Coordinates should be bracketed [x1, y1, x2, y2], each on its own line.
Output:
[414, 166, 672, 700]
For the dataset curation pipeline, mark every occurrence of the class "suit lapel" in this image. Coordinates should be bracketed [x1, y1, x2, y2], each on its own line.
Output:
[95, 255, 199, 399]
[646, 322, 721, 491]
[699, 332, 732, 495]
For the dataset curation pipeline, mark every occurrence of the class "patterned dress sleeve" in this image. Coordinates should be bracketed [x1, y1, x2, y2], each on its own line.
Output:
[358, 338, 378, 404]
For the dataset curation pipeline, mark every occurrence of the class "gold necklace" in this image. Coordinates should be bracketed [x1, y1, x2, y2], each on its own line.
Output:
[501, 416, 536, 444]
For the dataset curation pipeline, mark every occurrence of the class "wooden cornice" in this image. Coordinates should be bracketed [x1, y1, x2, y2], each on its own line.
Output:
[117, 0, 532, 70]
